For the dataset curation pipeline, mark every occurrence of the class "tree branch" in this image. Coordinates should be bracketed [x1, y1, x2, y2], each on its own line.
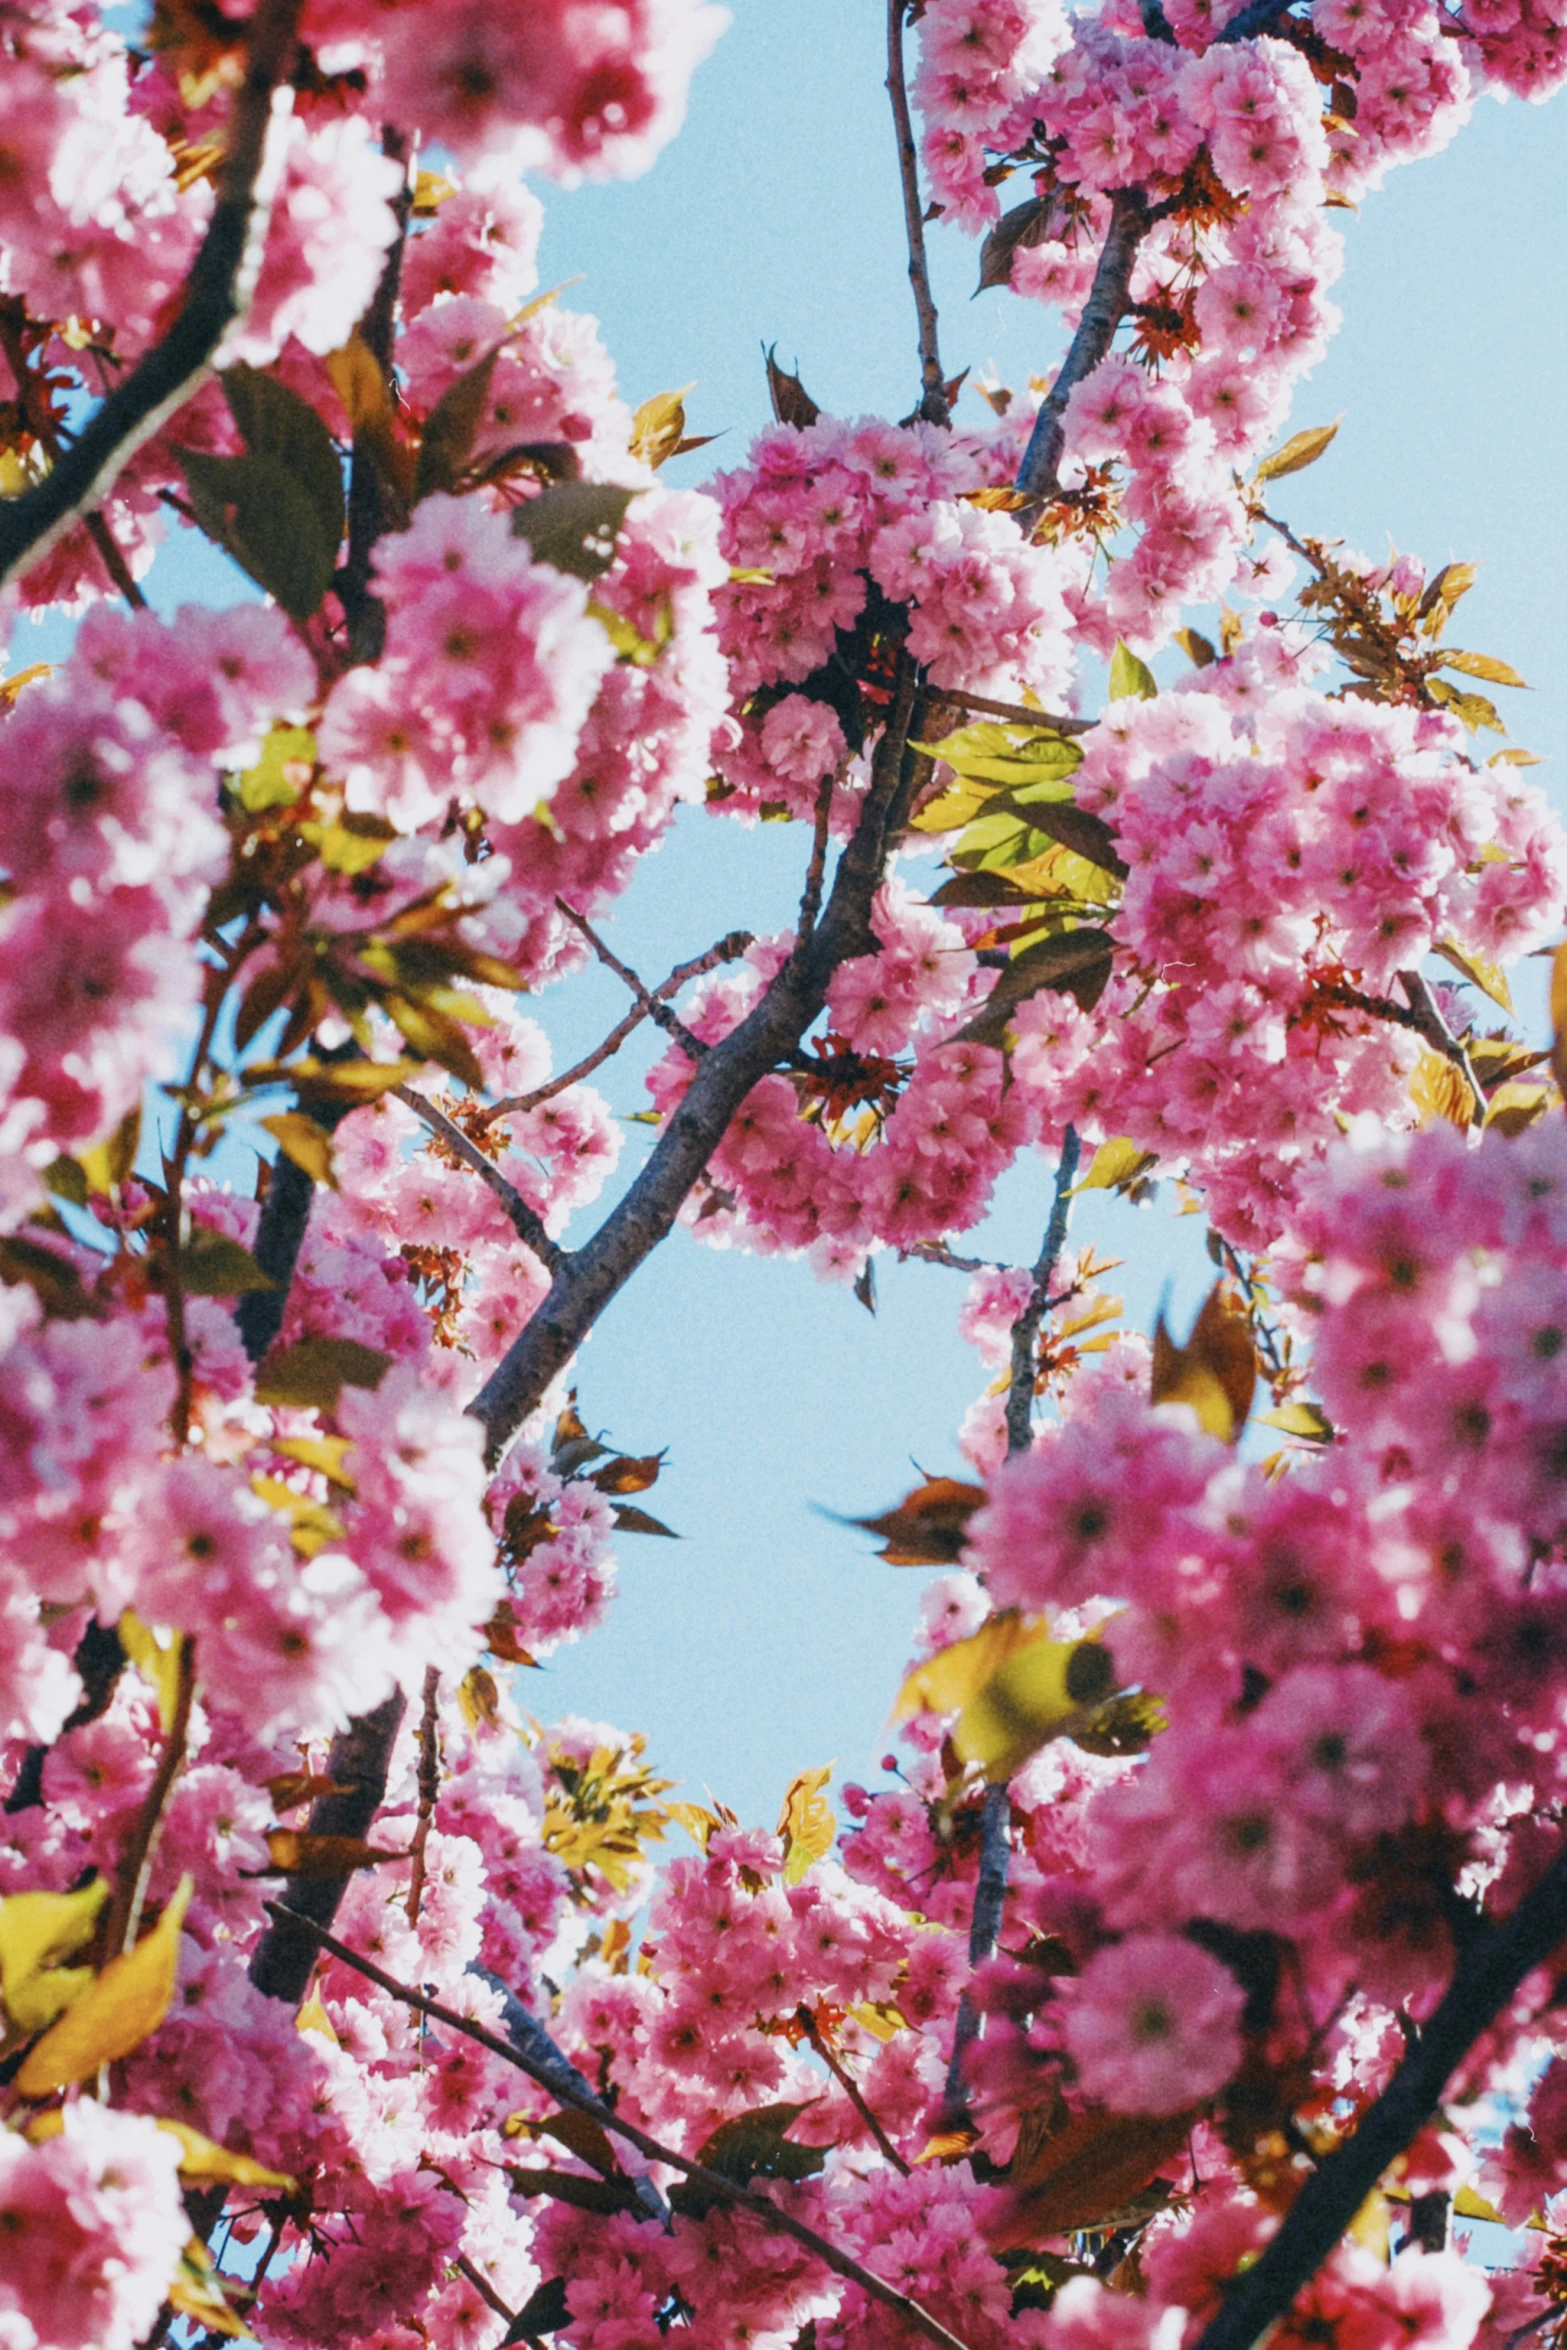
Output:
[247, 1689, 407, 2003]
[556, 899, 708, 1061]
[263, 1902, 978, 2350]
[1004, 1125, 1082, 1458]
[1397, 968, 1485, 1127]
[468, 662, 928, 1467]
[338, 128, 412, 668]
[1192, 1839, 1567, 2350]
[0, 0, 306, 590]
[1016, 190, 1151, 502]
[923, 686, 1094, 737]
[886, 0, 950, 426]
[476, 931, 755, 1129]
[394, 1085, 568, 1273]
[941, 1779, 1013, 2119]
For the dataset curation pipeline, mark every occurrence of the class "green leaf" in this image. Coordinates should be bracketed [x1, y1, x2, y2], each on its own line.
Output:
[182, 450, 339, 624]
[915, 721, 1083, 793]
[511, 483, 638, 581]
[670, 2102, 828, 2218]
[382, 994, 486, 1090]
[1107, 642, 1157, 703]
[0, 1236, 101, 1319]
[1253, 419, 1339, 484]
[414, 344, 504, 503]
[42, 1155, 89, 1207]
[954, 927, 1115, 1046]
[222, 364, 346, 560]
[176, 1234, 275, 1296]
[253, 1336, 393, 1412]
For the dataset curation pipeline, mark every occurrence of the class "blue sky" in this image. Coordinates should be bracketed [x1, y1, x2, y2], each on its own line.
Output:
[17, 4, 1565, 1831]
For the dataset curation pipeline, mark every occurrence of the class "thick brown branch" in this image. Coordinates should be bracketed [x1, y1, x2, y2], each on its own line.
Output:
[468, 664, 927, 1467]
[264, 1902, 977, 2350]
[0, 0, 306, 589]
[1192, 1839, 1567, 2350]
[1004, 1125, 1082, 1458]
[248, 1688, 406, 2003]
[394, 1085, 568, 1273]
[1016, 189, 1150, 501]
[886, 0, 949, 425]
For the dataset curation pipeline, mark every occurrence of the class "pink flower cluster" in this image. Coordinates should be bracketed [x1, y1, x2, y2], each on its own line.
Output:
[1006, 636, 1567, 1243]
[712, 413, 1075, 820]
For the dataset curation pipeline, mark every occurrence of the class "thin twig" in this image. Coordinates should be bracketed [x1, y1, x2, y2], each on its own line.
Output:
[922, 687, 1094, 737]
[1017, 192, 1150, 502]
[83, 512, 148, 610]
[1004, 1126, 1082, 1458]
[454, 2251, 519, 2329]
[899, 1240, 1008, 1276]
[886, 0, 949, 425]
[798, 775, 836, 939]
[795, 2005, 911, 2175]
[404, 1667, 441, 1928]
[393, 1086, 568, 1273]
[264, 1902, 977, 2350]
[476, 932, 755, 1129]
[0, 0, 307, 588]
[1397, 968, 1485, 1127]
[97, 1636, 195, 1963]
[557, 900, 708, 1061]
[1191, 1836, 1567, 2350]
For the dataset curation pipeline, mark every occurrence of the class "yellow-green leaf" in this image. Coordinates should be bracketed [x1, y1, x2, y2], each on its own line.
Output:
[1433, 937, 1513, 1015]
[237, 725, 316, 814]
[1107, 642, 1157, 702]
[1151, 1283, 1256, 1443]
[155, 2119, 297, 2192]
[1254, 419, 1339, 483]
[914, 721, 1083, 793]
[1453, 2185, 1505, 2224]
[1441, 650, 1527, 690]
[630, 384, 695, 469]
[118, 1612, 185, 1733]
[261, 1112, 339, 1189]
[16, 1875, 192, 2094]
[0, 1881, 107, 2035]
[778, 1764, 836, 1886]
[167, 2237, 247, 2338]
[1259, 1400, 1334, 1443]
[895, 1613, 1120, 1783]
[1076, 1137, 1158, 1195]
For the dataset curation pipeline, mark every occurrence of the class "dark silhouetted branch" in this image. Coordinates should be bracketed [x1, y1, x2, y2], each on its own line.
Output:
[1004, 1125, 1082, 1457]
[1192, 1839, 1567, 2350]
[886, 0, 950, 425]
[394, 1085, 568, 1273]
[0, 0, 307, 589]
[1016, 190, 1150, 502]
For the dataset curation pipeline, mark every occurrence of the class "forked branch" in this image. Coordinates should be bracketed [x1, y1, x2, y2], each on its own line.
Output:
[887, 0, 950, 426]
[0, 0, 306, 589]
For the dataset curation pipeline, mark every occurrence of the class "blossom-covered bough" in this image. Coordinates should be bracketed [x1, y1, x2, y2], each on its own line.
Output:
[2, 0, 1567, 2344]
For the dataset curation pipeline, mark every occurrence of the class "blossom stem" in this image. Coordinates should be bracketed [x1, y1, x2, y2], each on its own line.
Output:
[1191, 1838, 1567, 2350]
[886, 0, 950, 426]
[393, 1086, 568, 1273]
[795, 2005, 912, 2174]
[923, 686, 1095, 736]
[0, 0, 307, 589]
[264, 1901, 979, 2350]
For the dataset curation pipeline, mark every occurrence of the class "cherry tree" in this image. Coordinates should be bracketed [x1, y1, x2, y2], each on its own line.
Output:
[1, 1, 1567, 2346]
